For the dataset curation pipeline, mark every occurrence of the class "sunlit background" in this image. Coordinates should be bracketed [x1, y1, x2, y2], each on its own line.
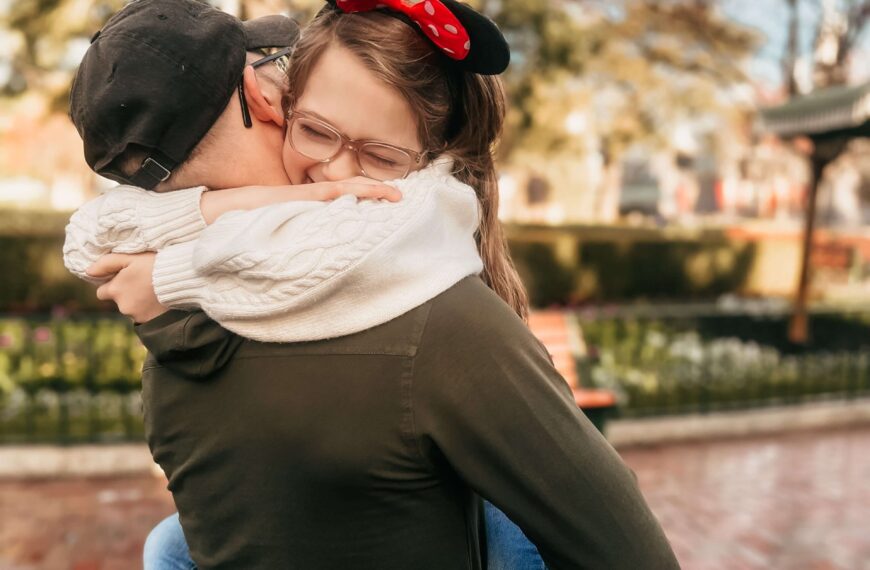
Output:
[1, 1, 869, 569]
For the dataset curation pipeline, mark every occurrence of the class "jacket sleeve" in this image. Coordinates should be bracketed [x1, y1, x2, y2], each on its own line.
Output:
[410, 280, 680, 570]
[63, 185, 207, 284]
[134, 310, 243, 379]
[148, 161, 483, 343]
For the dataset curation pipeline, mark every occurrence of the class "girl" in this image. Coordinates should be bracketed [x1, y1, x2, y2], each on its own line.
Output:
[70, 1, 678, 568]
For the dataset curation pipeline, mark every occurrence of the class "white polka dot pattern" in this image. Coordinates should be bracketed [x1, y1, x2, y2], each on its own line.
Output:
[336, 0, 471, 61]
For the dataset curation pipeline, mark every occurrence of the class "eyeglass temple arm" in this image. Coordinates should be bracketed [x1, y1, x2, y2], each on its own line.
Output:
[240, 47, 293, 129]
[251, 46, 293, 69]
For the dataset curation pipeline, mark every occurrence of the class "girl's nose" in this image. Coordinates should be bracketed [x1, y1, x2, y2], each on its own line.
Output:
[320, 146, 363, 181]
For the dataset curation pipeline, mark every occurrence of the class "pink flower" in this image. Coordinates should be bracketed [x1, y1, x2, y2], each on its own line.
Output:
[33, 327, 52, 343]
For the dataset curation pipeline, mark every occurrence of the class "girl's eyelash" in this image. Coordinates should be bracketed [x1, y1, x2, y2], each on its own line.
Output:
[370, 156, 397, 166]
[301, 124, 331, 138]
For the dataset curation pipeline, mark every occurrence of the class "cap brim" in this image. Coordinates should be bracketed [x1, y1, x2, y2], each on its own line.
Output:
[244, 14, 300, 49]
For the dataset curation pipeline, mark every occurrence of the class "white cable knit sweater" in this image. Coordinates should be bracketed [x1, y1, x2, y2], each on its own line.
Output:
[63, 161, 484, 342]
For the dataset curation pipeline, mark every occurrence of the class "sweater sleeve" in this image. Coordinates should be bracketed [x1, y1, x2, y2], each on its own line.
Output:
[150, 161, 483, 343]
[63, 185, 207, 284]
[411, 279, 680, 570]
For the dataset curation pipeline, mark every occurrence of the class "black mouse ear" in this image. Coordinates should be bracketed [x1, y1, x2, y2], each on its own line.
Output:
[440, 0, 509, 75]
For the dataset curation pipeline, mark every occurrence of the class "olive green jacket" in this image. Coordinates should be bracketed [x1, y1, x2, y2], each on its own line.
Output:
[137, 276, 680, 570]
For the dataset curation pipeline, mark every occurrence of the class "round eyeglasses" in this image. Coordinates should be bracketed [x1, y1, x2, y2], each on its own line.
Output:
[285, 110, 426, 181]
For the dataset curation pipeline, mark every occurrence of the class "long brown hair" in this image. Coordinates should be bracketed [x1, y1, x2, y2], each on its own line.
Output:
[286, 8, 529, 321]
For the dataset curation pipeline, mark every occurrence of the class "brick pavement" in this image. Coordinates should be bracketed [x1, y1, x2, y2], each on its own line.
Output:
[2, 426, 869, 569]
[625, 427, 870, 570]
[0, 475, 174, 570]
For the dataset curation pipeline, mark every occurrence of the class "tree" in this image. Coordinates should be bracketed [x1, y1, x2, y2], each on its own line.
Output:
[783, 0, 800, 96]
[0, 0, 322, 110]
[491, 0, 759, 220]
[2, 0, 128, 108]
[812, 0, 870, 88]
[2, 0, 759, 218]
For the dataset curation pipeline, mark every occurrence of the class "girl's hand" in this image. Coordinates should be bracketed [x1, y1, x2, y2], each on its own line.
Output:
[87, 253, 168, 323]
[304, 177, 403, 202]
[200, 178, 402, 224]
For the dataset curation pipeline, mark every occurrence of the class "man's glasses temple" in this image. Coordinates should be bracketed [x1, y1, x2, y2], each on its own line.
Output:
[240, 47, 293, 129]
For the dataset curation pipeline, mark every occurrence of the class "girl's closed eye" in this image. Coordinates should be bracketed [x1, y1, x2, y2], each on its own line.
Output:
[299, 123, 335, 141]
[364, 151, 399, 168]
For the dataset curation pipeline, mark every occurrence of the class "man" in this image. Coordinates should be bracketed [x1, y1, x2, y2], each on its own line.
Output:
[68, 1, 680, 569]
[67, 0, 497, 566]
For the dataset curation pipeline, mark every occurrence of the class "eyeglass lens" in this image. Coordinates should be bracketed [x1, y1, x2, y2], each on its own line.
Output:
[289, 117, 413, 181]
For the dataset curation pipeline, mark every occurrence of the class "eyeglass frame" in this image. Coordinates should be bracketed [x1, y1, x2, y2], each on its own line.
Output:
[285, 109, 427, 180]
[239, 47, 293, 129]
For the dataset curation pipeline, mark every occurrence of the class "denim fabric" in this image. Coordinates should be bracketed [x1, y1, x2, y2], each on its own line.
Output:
[144, 502, 545, 570]
[143, 513, 197, 570]
[484, 501, 547, 570]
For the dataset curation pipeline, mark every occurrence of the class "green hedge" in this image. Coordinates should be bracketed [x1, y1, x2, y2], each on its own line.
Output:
[1, 235, 759, 311]
[507, 241, 576, 306]
[0, 235, 108, 312]
[2, 210, 758, 311]
[577, 240, 756, 300]
[506, 225, 757, 305]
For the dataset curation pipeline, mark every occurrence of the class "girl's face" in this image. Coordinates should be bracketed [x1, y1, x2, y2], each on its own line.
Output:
[282, 45, 423, 185]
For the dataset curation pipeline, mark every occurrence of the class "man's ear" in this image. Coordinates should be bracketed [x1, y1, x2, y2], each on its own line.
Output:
[242, 66, 284, 128]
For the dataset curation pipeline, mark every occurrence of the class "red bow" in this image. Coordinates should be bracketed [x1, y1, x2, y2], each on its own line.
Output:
[336, 0, 471, 61]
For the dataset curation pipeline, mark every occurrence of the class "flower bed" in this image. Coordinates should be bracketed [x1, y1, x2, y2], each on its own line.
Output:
[3, 311, 870, 441]
[579, 314, 870, 417]
[0, 317, 145, 443]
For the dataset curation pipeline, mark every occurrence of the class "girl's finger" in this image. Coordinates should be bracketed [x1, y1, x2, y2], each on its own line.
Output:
[354, 184, 402, 202]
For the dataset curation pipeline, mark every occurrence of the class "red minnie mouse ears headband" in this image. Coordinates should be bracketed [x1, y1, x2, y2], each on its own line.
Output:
[325, 0, 510, 75]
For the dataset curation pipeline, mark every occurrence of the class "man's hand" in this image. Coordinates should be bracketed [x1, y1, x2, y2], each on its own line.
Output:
[87, 253, 168, 323]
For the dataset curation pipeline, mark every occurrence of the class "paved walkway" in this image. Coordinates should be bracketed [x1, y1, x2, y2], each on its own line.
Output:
[2, 427, 869, 569]
[627, 426, 870, 570]
[0, 475, 174, 570]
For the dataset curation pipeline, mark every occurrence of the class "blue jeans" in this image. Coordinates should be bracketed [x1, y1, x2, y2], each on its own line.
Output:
[143, 512, 197, 570]
[484, 501, 547, 570]
[144, 502, 545, 570]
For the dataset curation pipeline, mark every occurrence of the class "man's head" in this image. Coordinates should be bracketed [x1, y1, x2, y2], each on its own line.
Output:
[69, 0, 299, 191]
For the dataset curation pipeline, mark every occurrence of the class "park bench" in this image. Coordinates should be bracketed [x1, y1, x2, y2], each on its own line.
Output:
[572, 387, 618, 433]
[529, 310, 618, 434]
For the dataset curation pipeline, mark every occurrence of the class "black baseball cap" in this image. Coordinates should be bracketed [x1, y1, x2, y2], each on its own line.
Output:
[69, 0, 299, 189]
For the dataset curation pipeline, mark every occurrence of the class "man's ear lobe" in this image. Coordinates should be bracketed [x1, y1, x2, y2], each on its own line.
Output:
[242, 66, 284, 128]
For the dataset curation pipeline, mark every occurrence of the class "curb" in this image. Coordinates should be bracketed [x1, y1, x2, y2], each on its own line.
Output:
[606, 398, 870, 449]
[0, 443, 163, 480]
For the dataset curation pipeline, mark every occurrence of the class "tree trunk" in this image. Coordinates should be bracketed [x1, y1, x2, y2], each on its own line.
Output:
[595, 158, 622, 223]
[783, 0, 800, 96]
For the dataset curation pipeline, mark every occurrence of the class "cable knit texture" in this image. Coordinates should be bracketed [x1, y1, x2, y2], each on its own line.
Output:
[62, 160, 483, 342]
[63, 185, 207, 284]
[152, 160, 483, 342]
